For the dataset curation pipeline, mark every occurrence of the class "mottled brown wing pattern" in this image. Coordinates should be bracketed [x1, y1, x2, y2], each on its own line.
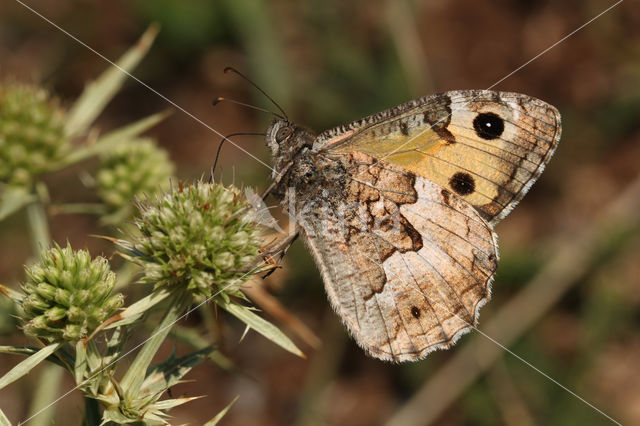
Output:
[295, 151, 498, 361]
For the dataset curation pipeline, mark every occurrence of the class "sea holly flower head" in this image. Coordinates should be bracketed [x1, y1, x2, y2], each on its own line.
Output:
[133, 181, 263, 300]
[0, 83, 69, 186]
[96, 138, 174, 222]
[20, 244, 124, 342]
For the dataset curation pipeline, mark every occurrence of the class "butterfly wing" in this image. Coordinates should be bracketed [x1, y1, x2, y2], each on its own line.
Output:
[315, 90, 561, 225]
[294, 151, 498, 361]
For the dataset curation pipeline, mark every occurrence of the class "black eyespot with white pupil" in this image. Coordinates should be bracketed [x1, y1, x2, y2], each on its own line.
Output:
[276, 126, 293, 142]
[473, 112, 504, 140]
[449, 172, 475, 195]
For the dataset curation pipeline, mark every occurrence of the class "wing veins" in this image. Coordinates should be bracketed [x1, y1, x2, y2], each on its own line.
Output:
[350, 208, 443, 350]
[341, 168, 499, 232]
[352, 198, 483, 325]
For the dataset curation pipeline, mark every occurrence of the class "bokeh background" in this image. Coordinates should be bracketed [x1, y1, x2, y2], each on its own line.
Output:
[1, 0, 639, 425]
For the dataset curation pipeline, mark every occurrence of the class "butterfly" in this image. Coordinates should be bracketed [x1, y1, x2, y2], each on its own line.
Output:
[263, 90, 561, 362]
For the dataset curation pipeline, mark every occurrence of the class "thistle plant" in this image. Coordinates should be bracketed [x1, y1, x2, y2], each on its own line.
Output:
[0, 83, 69, 186]
[0, 24, 302, 425]
[91, 181, 301, 424]
[132, 181, 263, 301]
[20, 244, 124, 342]
[96, 138, 174, 224]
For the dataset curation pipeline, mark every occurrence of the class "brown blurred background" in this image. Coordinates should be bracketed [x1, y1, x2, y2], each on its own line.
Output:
[1, 0, 639, 425]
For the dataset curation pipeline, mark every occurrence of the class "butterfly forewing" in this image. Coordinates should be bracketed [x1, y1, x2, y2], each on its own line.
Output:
[316, 90, 561, 225]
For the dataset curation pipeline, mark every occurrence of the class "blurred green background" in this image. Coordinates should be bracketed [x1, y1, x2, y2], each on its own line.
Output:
[1, 0, 639, 425]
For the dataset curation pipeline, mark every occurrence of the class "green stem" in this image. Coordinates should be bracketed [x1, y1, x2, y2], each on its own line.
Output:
[25, 186, 59, 426]
[26, 192, 51, 253]
[26, 366, 64, 426]
[49, 203, 108, 216]
[85, 396, 101, 426]
[120, 290, 192, 397]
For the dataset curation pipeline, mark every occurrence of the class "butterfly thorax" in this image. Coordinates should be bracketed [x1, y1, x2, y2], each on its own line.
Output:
[266, 119, 348, 210]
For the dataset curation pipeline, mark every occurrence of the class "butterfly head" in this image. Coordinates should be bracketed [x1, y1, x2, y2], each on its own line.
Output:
[266, 119, 315, 176]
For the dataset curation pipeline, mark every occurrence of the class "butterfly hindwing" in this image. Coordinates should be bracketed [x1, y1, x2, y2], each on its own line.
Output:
[292, 151, 498, 361]
[316, 90, 561, 225]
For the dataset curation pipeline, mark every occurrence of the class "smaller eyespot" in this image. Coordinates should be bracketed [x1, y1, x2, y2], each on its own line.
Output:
[411, 306, 421, 319]
[449, 172, 475, 195]
[276, 126, 293, 142]
[473, 112, 504, 140]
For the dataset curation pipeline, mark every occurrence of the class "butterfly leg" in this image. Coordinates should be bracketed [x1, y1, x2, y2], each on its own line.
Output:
[260, 181, 277, 200]
[261, 161, 294, 200]
[261, 228, 300, 278]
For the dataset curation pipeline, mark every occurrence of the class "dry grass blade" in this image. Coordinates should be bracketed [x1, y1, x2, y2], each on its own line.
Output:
[385, 172, 640, 426]
[243, 280, 322, 349]
[385, 0, 433, 95]
[487, 361, 536, 426]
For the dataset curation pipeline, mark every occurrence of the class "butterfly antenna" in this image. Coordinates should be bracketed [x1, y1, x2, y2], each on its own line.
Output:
[212, 97, 285, 120]
[212, 132, 266, 176]
[223, 66, 289, 120]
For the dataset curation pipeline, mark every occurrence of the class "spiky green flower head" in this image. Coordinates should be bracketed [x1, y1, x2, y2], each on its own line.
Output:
[134, 181, 263, 300]
[96, 138, 174, 223]
[0, 83, 69, 186]
[20, 244, 124, 342]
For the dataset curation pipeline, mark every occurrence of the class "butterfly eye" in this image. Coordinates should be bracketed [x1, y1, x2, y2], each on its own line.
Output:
[275, 126, 293, 142]
[473, 112, 504, 140]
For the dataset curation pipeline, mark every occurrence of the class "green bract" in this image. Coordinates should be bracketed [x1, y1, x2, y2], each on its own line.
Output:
[96, 138, 174, 219]
[0, 84, 69, 186]
[20, 244, 124, 342]
[134, 182, 262, 299]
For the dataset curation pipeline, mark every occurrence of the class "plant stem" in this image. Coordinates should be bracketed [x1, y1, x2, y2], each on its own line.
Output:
[85, 396, 101, 426]
[26, 366, 64, 426]
[26, 193, 51, 254]
[25, 186, 59, 426]
[120, 289, 192, 397]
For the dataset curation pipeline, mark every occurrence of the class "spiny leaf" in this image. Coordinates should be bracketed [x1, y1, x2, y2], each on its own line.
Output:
[0, 343, 61, 390]
[99, 287, 173, 332]
[142, 346, 214, 395]
[204, 396, 240, 426]
[59, 110, 170, 168]
[119, 291, 191, 398]
[65, 24, 159, 137]
[154, 395, 204, 411]
[216, 298, 304, 358]
[0, 408, 11, 426]
[74, 340, 87, 385]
